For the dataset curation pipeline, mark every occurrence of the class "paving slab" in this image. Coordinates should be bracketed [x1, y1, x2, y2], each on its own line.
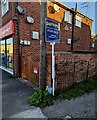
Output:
[10, 107, 47, 118]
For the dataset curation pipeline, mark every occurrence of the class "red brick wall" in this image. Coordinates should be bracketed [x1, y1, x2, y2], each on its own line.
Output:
[46, 53, 97, 90]
[17, 2, 41, 85]
[13, 19, 19, 77]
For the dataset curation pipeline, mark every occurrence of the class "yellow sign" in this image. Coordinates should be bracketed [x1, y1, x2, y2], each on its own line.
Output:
[47, 1, 65, 23]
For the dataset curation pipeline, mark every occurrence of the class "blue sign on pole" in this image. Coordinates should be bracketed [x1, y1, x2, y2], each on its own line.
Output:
[45, 18, 60, 43]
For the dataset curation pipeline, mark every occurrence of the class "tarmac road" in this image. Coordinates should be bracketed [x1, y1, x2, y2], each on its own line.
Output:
[1, 69, 46, 119]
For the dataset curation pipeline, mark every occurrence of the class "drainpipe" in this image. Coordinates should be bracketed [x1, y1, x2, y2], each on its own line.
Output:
[16, 2, 21, 78]
[71, 2, 77, 51]
[71, 12, 75, 51]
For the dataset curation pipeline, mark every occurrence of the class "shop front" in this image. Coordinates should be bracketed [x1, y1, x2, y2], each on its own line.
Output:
[0, 20, 14, 74]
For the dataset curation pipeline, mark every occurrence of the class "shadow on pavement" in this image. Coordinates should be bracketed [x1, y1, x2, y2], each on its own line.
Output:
[1, 69, 35, 118]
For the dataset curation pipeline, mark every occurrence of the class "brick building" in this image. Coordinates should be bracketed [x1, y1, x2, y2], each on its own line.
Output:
[0, 1, 97, 90]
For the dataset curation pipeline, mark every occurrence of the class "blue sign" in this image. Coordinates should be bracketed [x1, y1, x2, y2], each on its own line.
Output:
[45, 18, 60, 43]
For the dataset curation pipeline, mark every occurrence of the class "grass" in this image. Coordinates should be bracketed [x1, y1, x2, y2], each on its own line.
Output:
[57, 75, 97, 100]
[28, 75, 97, 108]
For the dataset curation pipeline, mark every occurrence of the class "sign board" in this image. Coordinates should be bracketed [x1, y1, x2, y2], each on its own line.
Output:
[45, 18, 60, 43]
[34, 68, 38, 74]
[47, 1, 64, 23]
[0, 20, 14, 39]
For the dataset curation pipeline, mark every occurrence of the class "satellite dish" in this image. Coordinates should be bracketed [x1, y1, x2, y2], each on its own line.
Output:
[27, 16, 34, 24]
[54, 4, 60, 12]
[2, 0, 6, 5]
[17, 6, 26, 15]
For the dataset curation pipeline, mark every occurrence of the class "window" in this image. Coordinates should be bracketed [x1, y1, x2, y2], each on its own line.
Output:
[76, 15, 82, 28]
[0, 38, 13, 70]
[67, 38, 71, 45]
[68, 13, 72, 24]
[64, 10, 72, 24]
[1, 0, 9, 16]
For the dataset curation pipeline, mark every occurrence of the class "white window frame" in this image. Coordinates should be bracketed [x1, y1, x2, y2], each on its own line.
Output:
[68, 13, 72, 24]
[76, 15, 82, 28]
[1, 0, 9, 17]
[64, 10, 72, 24]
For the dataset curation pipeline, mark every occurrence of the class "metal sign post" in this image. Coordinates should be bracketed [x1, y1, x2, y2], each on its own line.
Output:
[51, 42, 55, 96]
[45, 18, 60, 96]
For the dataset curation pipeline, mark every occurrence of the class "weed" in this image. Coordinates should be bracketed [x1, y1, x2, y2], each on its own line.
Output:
[28, 89, 53, 108]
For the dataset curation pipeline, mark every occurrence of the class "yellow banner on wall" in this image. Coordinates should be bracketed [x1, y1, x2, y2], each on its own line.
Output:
[47, 1, 65, 23]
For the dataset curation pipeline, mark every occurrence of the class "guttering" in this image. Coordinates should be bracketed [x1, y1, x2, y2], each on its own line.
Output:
[16, 2, 21, 78]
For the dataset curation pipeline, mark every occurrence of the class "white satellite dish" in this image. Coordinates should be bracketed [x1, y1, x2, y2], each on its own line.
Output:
[27, 16, 34, 24]
[54, 4, 60, 12]
[17, 6, 26, 15]
[2, 0, 6, 5]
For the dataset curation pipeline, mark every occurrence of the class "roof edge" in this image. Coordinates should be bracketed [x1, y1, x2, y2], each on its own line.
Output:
[49, 0, 93, 21]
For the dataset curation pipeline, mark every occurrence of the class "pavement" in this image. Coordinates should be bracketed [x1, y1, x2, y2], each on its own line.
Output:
[1, 69, 46, 119]
[1, 68, 97, 119]
[42, 90, 97, 119]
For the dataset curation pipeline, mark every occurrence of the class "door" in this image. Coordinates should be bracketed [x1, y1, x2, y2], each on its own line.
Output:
[6, 38, 13, 70]
[0, 40, 6, 67]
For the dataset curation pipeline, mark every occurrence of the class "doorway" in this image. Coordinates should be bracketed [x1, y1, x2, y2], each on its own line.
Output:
[0, 37, 13, 73]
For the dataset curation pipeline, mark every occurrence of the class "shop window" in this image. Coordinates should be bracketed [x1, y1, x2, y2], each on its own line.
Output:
[1, 0, 9, 16]
[76, 15, 82, 28]
[64, 10, 72, 24]
[0, 37, 13, 70]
